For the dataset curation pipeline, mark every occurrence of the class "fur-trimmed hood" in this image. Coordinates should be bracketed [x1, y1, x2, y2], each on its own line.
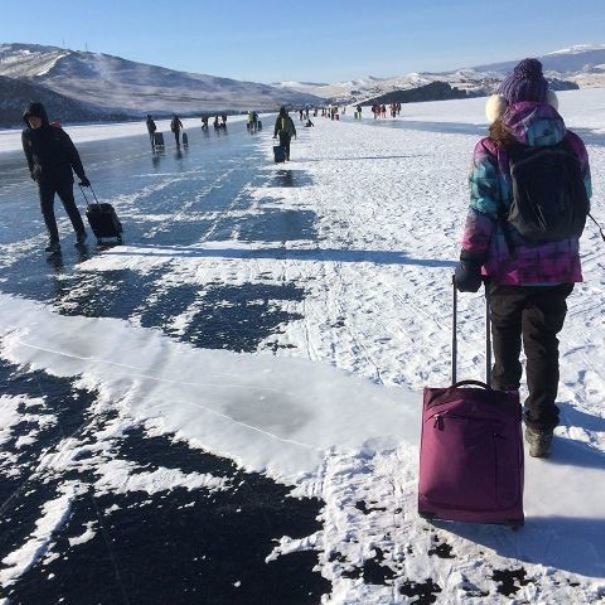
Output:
[485, 90, 558, 124]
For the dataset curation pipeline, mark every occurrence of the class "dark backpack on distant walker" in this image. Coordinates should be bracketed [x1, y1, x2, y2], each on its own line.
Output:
[506, 140, 590, 243]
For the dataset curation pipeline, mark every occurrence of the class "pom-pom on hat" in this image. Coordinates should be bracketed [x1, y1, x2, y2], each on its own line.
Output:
[498, 58, 549, 104]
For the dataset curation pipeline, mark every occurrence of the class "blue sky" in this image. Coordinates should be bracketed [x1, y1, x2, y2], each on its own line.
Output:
[2, 0, 604, 83]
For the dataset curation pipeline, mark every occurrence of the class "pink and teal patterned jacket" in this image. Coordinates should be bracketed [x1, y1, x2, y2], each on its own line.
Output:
[460, 102, 592, 285]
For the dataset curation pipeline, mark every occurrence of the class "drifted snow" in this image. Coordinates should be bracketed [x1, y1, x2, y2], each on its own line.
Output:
[0, 294, 419, 481]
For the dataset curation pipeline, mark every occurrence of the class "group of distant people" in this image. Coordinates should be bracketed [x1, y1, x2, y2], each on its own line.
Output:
[370, 103, 401, 119]
[146, 114, 186, 150]
[200, 114, 227, 131]
[145, 113, 233, 150]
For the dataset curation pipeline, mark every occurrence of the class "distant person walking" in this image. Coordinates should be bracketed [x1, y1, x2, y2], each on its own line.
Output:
[21, 102, 90, 254]
[170, 114, 184, 147]
[146, 114, 157, 149]
[454, 59, 593, 458]
[247, 110, 259, 133]
[273, 106, 297, 161]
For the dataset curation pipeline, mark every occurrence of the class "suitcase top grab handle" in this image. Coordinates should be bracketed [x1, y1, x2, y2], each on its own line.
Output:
[450, 380, 492, 390]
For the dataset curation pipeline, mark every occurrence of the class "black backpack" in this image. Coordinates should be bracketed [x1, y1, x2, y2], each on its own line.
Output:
[506, 140, 590, 243]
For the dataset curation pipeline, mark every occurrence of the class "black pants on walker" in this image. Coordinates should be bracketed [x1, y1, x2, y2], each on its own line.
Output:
[488, 283, 574, 432]
[38, 179, 86, 243]
[279, 133, 292, 161]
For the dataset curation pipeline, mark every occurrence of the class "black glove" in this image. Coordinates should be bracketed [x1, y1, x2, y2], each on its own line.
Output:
[79, 176, 91, 187]
[454, 259, 483, 293]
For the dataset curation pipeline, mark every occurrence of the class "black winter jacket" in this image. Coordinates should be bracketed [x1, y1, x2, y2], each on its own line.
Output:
[273, 114, 296, 138]
[22, 102, 86, 186]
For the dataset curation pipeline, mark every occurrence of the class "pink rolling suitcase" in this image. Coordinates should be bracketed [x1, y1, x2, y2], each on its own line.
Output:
[417, 279, 524, 528]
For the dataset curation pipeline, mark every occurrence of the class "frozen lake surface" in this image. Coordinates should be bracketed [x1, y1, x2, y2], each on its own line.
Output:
[1, 92, 604, 604]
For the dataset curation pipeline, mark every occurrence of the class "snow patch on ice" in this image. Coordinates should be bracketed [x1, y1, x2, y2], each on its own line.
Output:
[93, 459, 230, 496]
[0, 482, 80, 587]
[67, 521, 97, 547]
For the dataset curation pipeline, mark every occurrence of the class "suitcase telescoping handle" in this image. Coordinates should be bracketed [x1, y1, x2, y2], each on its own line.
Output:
[451, 275, 491, 387]
[78, 183, 101, 207]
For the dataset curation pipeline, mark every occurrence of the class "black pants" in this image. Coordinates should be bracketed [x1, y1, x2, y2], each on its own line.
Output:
[174, 130, 181, 146]
[38, 180, 86, 242]
[279, 133, 292, 160]
[489, 283, 574, 432]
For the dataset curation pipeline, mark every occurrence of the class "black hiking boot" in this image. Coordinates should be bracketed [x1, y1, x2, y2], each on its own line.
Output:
[45, 240, 61, 255]
[74, 231, 88, 247]
[525, 427, 553, 458]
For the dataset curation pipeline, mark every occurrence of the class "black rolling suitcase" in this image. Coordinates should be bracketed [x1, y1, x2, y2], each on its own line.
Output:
[273, 145, 286, 163]
[80, 185, 123, 245]
[154, 132, 165, 147]
[182, 132, 189, 146]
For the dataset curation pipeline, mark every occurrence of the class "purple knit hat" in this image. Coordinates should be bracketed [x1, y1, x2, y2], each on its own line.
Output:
[498, 58, 548, 104]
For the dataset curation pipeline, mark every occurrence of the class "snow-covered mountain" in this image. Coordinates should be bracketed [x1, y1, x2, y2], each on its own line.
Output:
[0, 74, 127, 127]
[474, 43, 605, 77]
[276, 44, 605, 104]
[2, 42, 603, 122]
[0, 43, 325, 117]
[272, 76, 392, 101]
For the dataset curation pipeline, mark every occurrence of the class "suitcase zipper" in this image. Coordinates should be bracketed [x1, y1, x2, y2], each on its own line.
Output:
[428, 412, 496, 428]
[433, 414, 444, 430]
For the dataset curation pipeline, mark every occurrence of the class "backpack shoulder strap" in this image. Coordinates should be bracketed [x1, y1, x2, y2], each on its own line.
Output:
[497, 143, 518, 257]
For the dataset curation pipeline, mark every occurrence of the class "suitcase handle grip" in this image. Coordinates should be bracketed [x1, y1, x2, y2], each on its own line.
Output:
[450, 380, 492, 390]
[78, 184, 101, 206]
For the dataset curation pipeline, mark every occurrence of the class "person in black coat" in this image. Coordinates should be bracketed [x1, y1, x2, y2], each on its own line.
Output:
[170, 114, 184, 147]
[273, 107, 297, 161]
[22, 102, 90, 254]
[146, 114, 157, 149]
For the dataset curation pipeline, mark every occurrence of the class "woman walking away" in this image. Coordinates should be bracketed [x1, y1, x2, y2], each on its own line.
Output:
[454, 58, 592, 459]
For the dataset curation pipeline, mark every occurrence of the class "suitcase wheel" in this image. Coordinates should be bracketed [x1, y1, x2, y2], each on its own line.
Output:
[506, 519, 524, 531]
